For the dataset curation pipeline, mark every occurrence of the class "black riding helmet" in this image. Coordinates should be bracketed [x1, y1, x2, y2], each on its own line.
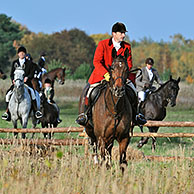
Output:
[145, 57, 154, 65]
[112, 22, 128, 33]
[18, 46, 27, 54]
[44, 78, 52, 84]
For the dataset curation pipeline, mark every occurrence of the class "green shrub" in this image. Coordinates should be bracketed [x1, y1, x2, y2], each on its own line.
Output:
[47, 59, 63, 71]
[73, 63, 92, 80]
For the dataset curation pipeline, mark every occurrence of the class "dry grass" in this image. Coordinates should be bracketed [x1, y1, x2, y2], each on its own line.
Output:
[0, 144, 194, 194]
[1, 79, 194, 193]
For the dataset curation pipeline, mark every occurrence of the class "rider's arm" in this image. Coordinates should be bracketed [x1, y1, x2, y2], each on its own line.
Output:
[10, 62, 15, 82]
[93, 41, 109, 77]
[135, 69, 145, 88]
[125, 43, 133, 71]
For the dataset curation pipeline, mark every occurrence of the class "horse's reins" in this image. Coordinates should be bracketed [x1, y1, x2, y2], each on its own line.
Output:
[104, 62, 128, 135]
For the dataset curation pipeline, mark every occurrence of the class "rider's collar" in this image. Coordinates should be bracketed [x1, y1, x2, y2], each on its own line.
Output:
[108, 38, 125, 48]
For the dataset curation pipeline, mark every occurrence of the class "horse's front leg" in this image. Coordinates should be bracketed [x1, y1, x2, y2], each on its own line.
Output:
[12, 119, 19, 138]
[22, 116, 28, 139]
[106, 141, 114, 169]
[93, 141, 99, 165]
[98, 136, 106, 164]
[137, 125, 147, 148]
[119, 136, 130, 174]
[151, 127, 159, 152]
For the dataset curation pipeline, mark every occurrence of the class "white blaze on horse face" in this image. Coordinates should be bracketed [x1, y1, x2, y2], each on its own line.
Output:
[14, 69, 24, 81]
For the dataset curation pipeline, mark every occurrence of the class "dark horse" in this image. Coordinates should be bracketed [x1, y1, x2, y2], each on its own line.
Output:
[79, 48, 133, 170]
[39, 91, 59, 139]
[0, 69, 7, 80]
[31, 67, 66, 92]
[137, 76, 180, 151]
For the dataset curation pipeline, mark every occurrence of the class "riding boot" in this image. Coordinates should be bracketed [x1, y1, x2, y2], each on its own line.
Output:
[32, 100, 43, 119]
[1, 102, 11, 121]
[76, 97, 90, 126]
[133, 101, 147, 126]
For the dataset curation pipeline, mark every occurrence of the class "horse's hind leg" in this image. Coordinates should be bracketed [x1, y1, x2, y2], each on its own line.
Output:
[119, 137, 130, 173]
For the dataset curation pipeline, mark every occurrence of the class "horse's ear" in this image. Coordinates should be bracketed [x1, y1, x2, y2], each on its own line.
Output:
[112, 48, 117, 59]
[170, 75, 172, 80]
[177, 77, 181, 83]
[124, 48, 129, 59]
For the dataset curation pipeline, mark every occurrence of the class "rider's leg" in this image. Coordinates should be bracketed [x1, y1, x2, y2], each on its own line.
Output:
[76, 82, 100, 126]
[137, 91, 146, 113]
[52, 103, 62, 123]
[76, 95, 90, 126]
[27, 86, 43, 119]
[126, 80, 147, 125]
[1, 87, 13, 121]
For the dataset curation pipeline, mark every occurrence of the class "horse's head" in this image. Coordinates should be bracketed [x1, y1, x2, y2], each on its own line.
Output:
[14, 68, 25, 89]
[165, 76, 180, 107]
[56, 67, 66, 85]
[109, 48, 129, 97]
[0, 69, 7, 80]
[39, 90, 47, 107]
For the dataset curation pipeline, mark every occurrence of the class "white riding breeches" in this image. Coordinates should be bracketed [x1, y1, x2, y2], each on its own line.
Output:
[126, 80, 137, 96]
[86, 82, 101, 98]
[86, 79, 137, 98]
[5, 90, 13, 102]
[6, 85, 36, 102]
[138, 91, 146, 102]
[25, 85, 36, 100]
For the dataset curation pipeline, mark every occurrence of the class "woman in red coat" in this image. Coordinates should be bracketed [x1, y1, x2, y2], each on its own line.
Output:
[76, 22, 146, 126]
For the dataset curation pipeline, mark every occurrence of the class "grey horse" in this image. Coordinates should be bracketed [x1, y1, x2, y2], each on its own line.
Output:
[9, 68, 37, 138]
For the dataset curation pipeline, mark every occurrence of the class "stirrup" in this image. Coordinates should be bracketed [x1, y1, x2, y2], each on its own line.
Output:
[35, 111, 43, 119]
[2, 112, 11, 121]
[136, 113, 147, 125]
[75, 113, 88, 125]
[2, 112, 8, 120]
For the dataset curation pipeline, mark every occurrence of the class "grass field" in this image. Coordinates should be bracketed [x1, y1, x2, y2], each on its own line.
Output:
[0, 79, 194, 193]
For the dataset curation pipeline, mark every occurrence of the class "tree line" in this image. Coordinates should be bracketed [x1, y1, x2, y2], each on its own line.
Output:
[0, 13, 194, 82]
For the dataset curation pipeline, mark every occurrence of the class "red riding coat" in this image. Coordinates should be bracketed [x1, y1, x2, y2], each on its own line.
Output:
[88, 38, 134, 84]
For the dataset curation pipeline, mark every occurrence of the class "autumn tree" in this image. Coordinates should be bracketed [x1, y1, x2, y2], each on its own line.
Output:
[0, 14, 24, 71]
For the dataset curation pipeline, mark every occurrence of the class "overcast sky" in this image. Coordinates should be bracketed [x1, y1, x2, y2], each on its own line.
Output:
[1, 0, 194, 42]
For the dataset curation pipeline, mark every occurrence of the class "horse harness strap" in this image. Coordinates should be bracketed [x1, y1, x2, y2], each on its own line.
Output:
[104, 84, 125, 136]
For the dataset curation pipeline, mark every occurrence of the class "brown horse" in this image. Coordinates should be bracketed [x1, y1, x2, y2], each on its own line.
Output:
[42, 67, 66, 89]
[0, 69, 7, 80]
[31, 67, 66, 92]
[79, 48, 133, 170]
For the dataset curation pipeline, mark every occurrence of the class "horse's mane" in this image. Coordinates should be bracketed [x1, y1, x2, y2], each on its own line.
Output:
[151, 79, 172, 94]
[48, 67, 63, 72]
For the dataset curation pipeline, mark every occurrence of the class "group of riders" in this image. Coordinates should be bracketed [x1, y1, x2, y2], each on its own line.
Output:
[1, 46, 61, 123]
[2, 22, 163, 128]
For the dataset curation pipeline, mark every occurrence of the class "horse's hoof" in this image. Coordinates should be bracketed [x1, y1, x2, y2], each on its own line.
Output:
[137, 142, 143, 149]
